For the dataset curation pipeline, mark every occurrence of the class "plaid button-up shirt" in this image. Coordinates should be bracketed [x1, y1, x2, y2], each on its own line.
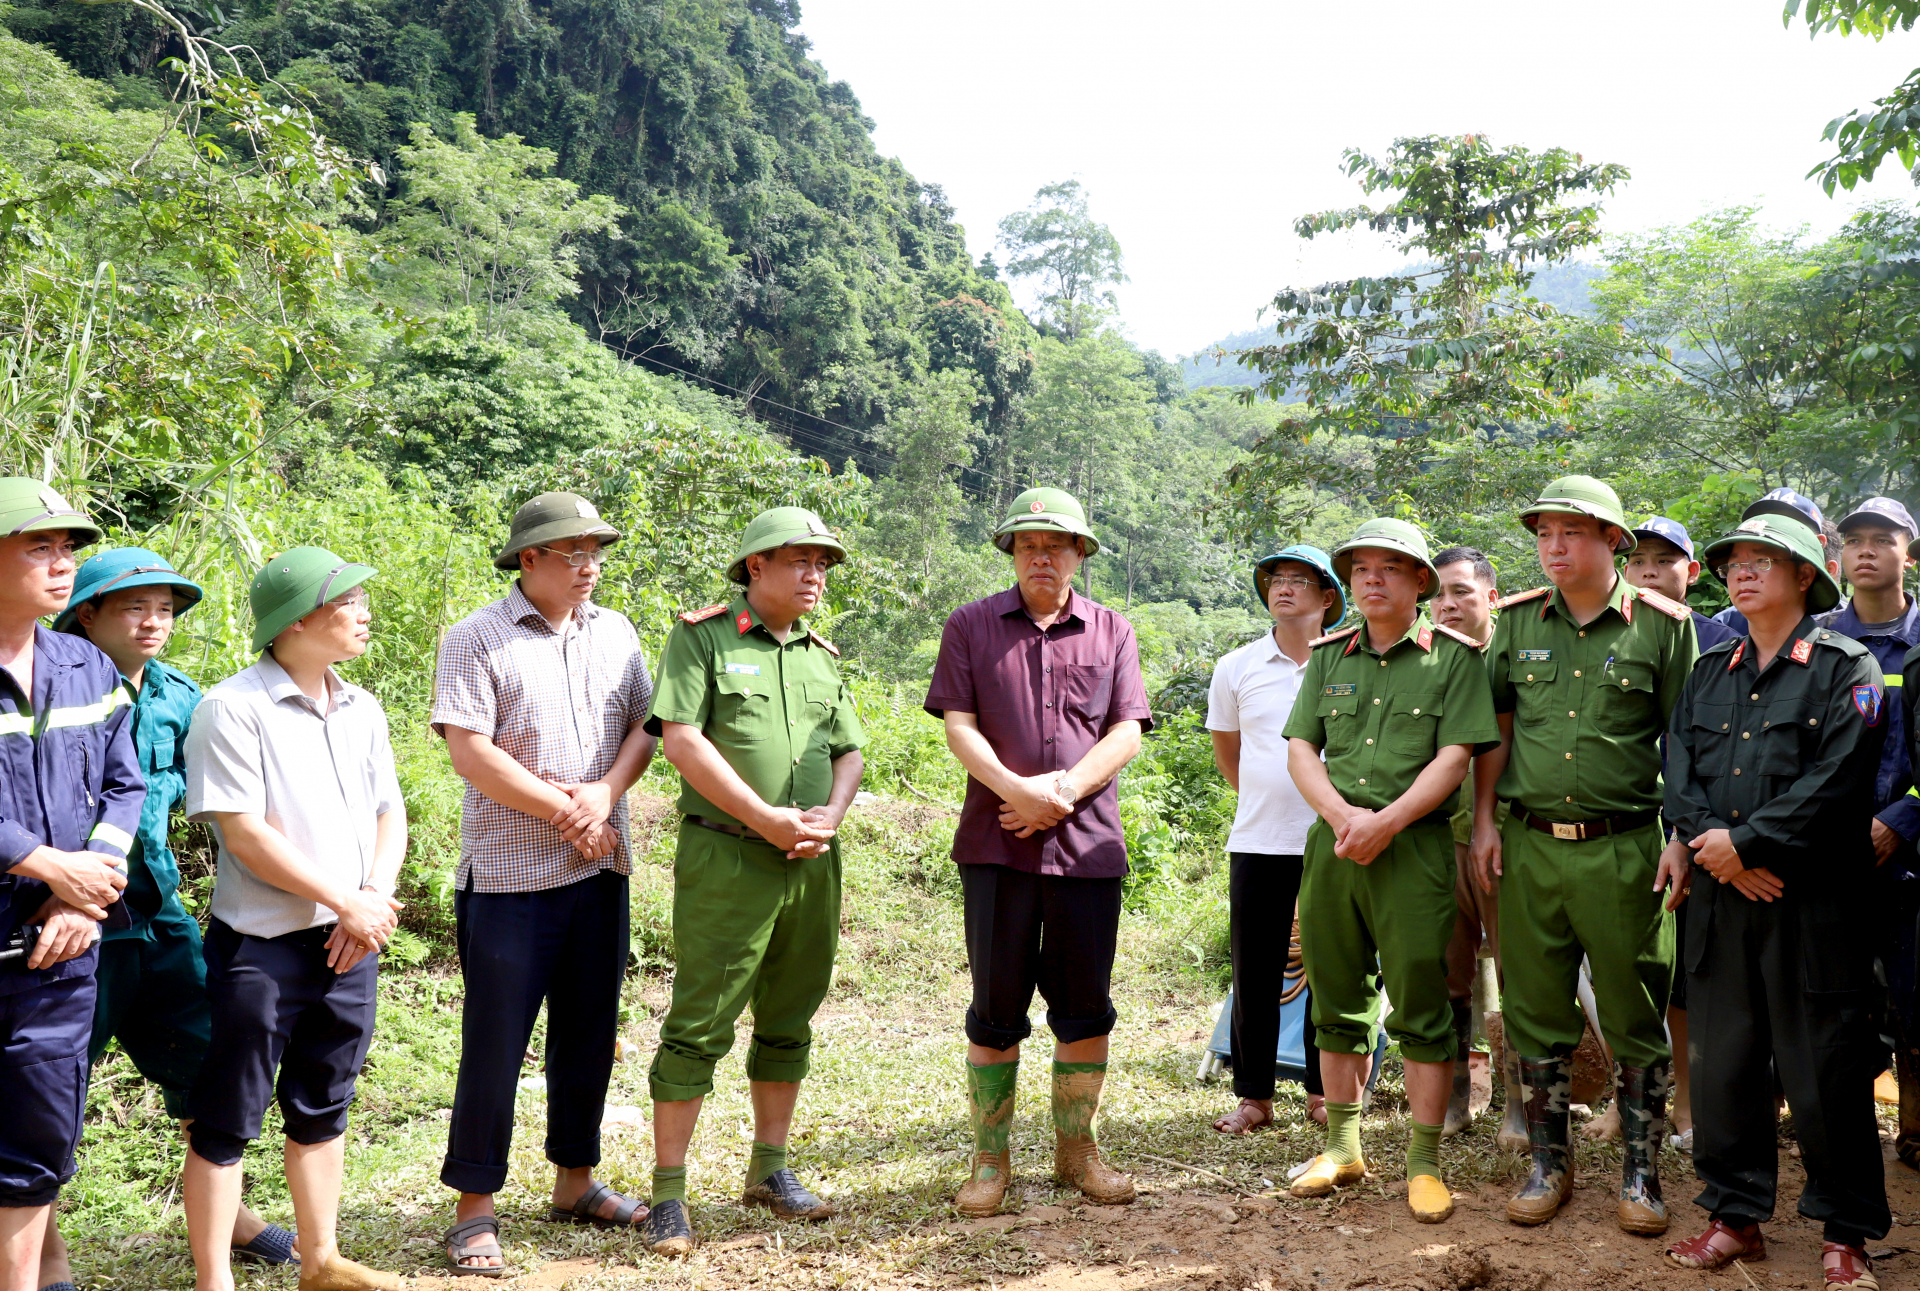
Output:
[431, 584, 653, 893]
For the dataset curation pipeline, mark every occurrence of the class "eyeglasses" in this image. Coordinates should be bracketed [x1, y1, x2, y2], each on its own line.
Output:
[1267, 576, 1322, 592]
[535, 546, 608, 568]
[326, 589, 371, 611]
[1716, 557, 1781, 580]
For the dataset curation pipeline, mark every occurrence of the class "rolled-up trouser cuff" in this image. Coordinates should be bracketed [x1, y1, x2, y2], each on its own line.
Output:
[544, 1131, 602, 1171]
[648, 1046, 716, 1102]
[745, 1038, 811, 1084]
[188, 1124, 247, 1168]
[440, 1154, 510, 1197]
[965, 1005, 1031, 1052]
[0, 1182, 62, 1208]
[1048, 1007, 1118, 1045]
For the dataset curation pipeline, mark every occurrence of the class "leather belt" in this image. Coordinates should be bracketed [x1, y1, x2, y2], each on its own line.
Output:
[688, 814, 766, 842]
[1512, 806, 1659, 842]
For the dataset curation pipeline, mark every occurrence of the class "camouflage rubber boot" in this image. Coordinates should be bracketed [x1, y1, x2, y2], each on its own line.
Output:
[1052, 1062, 1135, 1205]
[1897, 1047, 1920, 1170]
[1616, 1062, 1670, 1235]
[956, 1061, 1017, 1217]
[1506, 1056, 1576, 1226]
[1442, 998, 1474, 1138]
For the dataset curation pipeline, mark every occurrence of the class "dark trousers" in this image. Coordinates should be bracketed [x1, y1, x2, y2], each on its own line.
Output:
[93, 905, 212, 1119]
[1228, 853, 1321, 1099]
[960, 864, 1121, 1051]
[187, 920, 378, 1167]
[0, 971, 94, 1206]
[441, 869, 628, 1196]
[1687, 888, 1890, 1246]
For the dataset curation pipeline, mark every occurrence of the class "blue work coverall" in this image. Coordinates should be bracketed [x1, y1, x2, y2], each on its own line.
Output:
[0, 627, 145, 1205]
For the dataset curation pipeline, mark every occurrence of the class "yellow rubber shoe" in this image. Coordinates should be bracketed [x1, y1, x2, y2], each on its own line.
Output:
[1408, 1173, 1455, 1223]
[1287, 1154, 1366, 1198]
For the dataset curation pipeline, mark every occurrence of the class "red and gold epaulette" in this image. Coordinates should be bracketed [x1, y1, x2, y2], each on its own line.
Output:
[679, 604, 728, 624]
[1310, 625, 1362, 648]
[1495, 586, 1550, 611]
[1432, 622, 1485, 649]
[809, 628, 840, 657]
[1632, 586, 1693, 622]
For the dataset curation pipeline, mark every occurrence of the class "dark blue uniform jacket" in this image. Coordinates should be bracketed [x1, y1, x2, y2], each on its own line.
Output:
[1818, 597, 1920, 862]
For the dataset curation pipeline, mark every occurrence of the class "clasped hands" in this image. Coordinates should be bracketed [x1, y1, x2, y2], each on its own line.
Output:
[17, 845, 130, 969]
[1653, 828, 1782, 905]
[326, 885, 403, 974]
[997, 772, 1079, 839]
[547, 778, 619, 859]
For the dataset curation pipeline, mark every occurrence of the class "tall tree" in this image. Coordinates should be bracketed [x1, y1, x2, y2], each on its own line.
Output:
[997, 180, 1126, 341]
[1787, 0, 1920, 191]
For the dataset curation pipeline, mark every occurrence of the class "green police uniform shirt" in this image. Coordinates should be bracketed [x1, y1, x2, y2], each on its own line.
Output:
[1281, 614, 1501, 810]
[1487, 577, 1698, 818]
[644, 594, 865, 828]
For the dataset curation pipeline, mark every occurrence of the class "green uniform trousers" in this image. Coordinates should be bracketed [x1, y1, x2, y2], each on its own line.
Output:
[1299, 817, 1457, 1064]
[649, 822, 841, 1102]
[91, 903, 212, 1119]
[1497, 815, 1672, 1068]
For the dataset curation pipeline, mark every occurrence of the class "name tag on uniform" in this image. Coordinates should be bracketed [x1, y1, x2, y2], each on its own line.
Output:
[725, 663, 762, 676]
[1517, 649, 1553, 661]
[1323, 683, 1357, 696]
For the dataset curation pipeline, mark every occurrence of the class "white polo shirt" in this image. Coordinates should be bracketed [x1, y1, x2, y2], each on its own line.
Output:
[185, 654, 401, 939]
[1206, 630, 1317, 855]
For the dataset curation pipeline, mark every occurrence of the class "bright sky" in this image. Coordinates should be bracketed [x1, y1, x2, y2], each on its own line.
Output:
[795, 0, 1920, 357]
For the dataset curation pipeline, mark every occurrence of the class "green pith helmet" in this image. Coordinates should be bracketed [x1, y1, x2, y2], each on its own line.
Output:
[726, 507, 847, 585]
[1701, 514, 1843, 615]
[992, 487, 1101, 556]
[249, 546, 376, 652]
[1330, 518, 1440, 601]
[0, 477, 102, 548]
[1519, 475, 1637, 553]
[494, 491, 622, 571]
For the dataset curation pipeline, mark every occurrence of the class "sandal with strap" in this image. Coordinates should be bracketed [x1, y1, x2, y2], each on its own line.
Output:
[1211, 1098, 1273, 1135]
[443, 1215, 508, 1278]
[1665, 1219, 1766, 1270]
[1824, 1243, 1879, 1290]
[547, 1180, 649, 1228]
[235, 1223, 300, 1266]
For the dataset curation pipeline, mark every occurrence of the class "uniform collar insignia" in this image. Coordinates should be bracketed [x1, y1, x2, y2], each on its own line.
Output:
[1727, 639, 1746, 671]
[1789, 637, 1813, 665]
[736, 610, 753, 635]
[1416, 625, 1433, 652]
[1343, 631, 1362, 655]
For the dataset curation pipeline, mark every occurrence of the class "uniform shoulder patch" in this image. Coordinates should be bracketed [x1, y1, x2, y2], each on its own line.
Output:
[1495, 586, 1550, 611]
[1310, 626, 1362, 648]
[809, 628, 840, 657]
[1433, 622, 1484, 649]
[1632, 586, 1693, 621]
[679, 604, 728, 624]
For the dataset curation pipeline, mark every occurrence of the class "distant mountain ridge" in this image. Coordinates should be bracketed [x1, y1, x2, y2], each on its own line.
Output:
[1179, 261, 1602, 391]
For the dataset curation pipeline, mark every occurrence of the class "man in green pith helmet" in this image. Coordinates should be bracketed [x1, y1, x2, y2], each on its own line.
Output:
[640, 506, 866, 1256]
[1470, 475, 1698, 1236]
[1280, 518, 1499, 1224]
[926, 487, 1151, 1218]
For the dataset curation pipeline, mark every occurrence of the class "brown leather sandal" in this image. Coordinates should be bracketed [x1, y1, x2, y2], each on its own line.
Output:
[1210, 1098, 1273, 1135]
[1665, 1219, 1766, 1270]
[1824, 1243, 1879, 1289]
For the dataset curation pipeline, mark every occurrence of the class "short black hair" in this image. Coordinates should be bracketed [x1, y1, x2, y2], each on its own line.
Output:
[1823, 519, 1842, 552]
[1433, 546, 1496, 587]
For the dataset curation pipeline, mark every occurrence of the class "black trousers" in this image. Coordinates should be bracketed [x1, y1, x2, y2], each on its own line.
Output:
[1228, 853, 1321, 1099]
[441, 869, 629, 1196]
[961, 864, 1121, 1051]
[187, 920, 378, 1167]
[1686, 886, 1890, 1246]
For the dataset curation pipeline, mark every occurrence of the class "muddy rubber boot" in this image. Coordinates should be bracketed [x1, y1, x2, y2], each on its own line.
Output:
[956, 1060, 1017, 1217]
[1496, 1041, 1529, 1151]
[1897, 1047, 1920, 1170]
[1507, 1055, 1576, 1226]
[1442, 998, 1475, 1138]
[1616, 1061, 1670, 1235]
[1052, 1062, 1134, 1205]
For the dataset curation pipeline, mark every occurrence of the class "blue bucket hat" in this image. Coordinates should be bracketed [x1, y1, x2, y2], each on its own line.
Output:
[1254, 544, 1346, 628]
[54, 547, 204, 634]
[1630, 516, 1696, 562]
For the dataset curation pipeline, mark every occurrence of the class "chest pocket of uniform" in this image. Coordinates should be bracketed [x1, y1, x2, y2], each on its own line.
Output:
[1062, 665, 1113, 722]
[1385, 693, 1443, 755]
[1509, 661, 1557, 724]
[713, 672, 773, 743]
[148, 733, 178, 776]
[1317, 696, 1359, 753]
[1754, 701, 1807, 777]
[1593, 661, 1656, 734]
[802, 682, 837, 744]
[1687, 701, 1734, 778]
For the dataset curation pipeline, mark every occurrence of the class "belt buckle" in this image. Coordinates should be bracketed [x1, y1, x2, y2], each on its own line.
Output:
[1551, 821, 1581, 841]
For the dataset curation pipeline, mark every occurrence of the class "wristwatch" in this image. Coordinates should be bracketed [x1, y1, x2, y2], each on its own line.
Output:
[1057, 774, 1079, 807]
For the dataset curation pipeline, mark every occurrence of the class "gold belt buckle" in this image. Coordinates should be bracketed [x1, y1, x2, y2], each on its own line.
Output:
[1551, 821, 1581, 841]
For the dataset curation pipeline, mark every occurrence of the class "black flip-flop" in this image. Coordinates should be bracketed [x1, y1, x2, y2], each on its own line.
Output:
[547, 1180, 648, 1228]
[443, 1215, 508, 1278]
[233, 1224, 300, 1266]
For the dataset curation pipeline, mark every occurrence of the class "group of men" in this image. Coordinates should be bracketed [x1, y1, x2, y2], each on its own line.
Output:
[1206, 477, 1914, 1289]
[2, 463, 1912, 1290]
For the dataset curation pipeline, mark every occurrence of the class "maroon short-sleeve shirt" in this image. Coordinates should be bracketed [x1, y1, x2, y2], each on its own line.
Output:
[924, 586, 1154, 877]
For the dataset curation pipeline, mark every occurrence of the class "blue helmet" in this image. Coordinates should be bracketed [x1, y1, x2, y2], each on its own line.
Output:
[1254, 544, 1346, 629]
[54, 547, 204, 635]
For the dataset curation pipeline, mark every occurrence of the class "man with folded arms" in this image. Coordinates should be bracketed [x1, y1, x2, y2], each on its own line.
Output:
[182, 547, 405, 1291]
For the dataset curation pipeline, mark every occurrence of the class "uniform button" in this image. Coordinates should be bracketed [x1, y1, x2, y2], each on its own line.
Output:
[790, 720, 796, 727]
[1721, 723, 1728, 730]
[1045, 664, 1052, 673]
[1568, 710, 1576, 718]
[1526, 673, 1535, 682]
[1412, 707, 1421, 715]
[1734, 768, 1741, 775]
[1046, 701, 1053, 708]
[1379, 659, 1387, 667]
[742, 686, 752, 695]
[1373, 697, 1382, 705]
[1330, 708, 1338, 715]
[1565, 795, 1573, 802]
[1574, 669, 1582, 677]
[1565, 752, 1572, 760]
[1579, 630, 1587, 637]
[1741, 732, 1749, 740]
[1732, 810, 1741, 817]
[1750, 693, 1758, 701]
[1810, 718, 1819, 726]
[785, 682, 791, 689]
[1366, 738, 1374, 745]
[1358, 778, 1367, 785]
[793, 757, 800, 765]
[1620, 678, 1630, 687]
[1763, 721, 1770, 728]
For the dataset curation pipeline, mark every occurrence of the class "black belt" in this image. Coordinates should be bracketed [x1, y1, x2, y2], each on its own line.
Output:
[688, 814, 766, 842]
[1512, 806, 1659, 842]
